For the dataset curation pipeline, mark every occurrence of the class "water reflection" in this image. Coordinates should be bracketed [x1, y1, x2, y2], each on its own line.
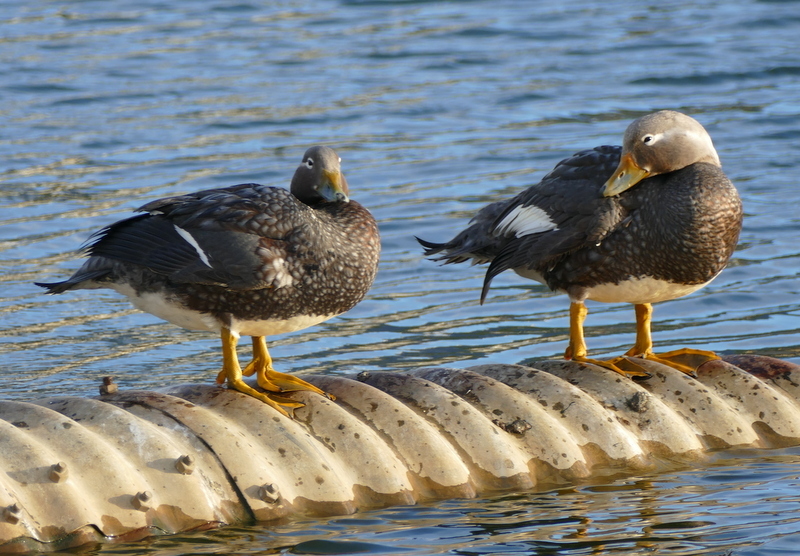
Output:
[83, 447, 800, 555]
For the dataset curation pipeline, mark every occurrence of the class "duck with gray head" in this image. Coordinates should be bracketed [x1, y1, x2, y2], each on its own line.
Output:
[37, 146, 381, 416]
[418, 111, 742, 377]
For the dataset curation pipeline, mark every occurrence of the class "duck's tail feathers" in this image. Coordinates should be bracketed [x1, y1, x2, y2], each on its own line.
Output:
[35, 269, 111, 294]
[416, 236, 494, 266]
[416, 236, 446, 257]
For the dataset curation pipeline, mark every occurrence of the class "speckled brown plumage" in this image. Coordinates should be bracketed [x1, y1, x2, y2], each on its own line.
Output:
[38, 146, 380, 415]
[72, 184, 380, 326]
[478, 147, 741, 303]
[419, 111, 742, 377]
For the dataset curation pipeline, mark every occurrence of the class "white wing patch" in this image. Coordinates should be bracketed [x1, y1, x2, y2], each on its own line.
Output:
[494, 205, 558, 238]
[174, 225, 212, 268]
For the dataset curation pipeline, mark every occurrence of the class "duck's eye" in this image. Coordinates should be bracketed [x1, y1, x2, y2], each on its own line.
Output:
[305, 158, 314, 168]
[642, 135, 654, 145]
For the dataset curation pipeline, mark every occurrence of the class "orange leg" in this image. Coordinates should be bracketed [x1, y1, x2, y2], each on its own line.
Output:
[215, 333, 333, 402]
[215, 328, 303, 417]
[248, 336, 332, 398]
[624, 303, 719, 374]
[564, 302, 648, 377]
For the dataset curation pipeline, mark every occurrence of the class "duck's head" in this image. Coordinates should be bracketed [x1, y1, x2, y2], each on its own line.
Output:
[291, 145, 350, 205]
[603, 110, 721, 197]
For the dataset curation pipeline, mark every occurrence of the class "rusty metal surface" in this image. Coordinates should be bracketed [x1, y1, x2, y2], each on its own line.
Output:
[2, 354, 800, 552]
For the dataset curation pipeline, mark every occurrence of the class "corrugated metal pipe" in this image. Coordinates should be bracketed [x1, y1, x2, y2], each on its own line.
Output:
[2, 355, 799, 552]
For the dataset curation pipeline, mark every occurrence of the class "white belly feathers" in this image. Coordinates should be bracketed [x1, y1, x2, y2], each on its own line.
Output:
[110, 284, 336, 337]
[511, 269, 715, 305]
[580, 275, 712, 304]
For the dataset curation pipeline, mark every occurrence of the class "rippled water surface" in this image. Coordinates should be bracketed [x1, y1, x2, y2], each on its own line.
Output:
[2, 0, 800, 553]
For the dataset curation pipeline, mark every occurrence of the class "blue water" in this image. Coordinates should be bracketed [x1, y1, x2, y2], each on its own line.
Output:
[2, 0, 800, 553]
